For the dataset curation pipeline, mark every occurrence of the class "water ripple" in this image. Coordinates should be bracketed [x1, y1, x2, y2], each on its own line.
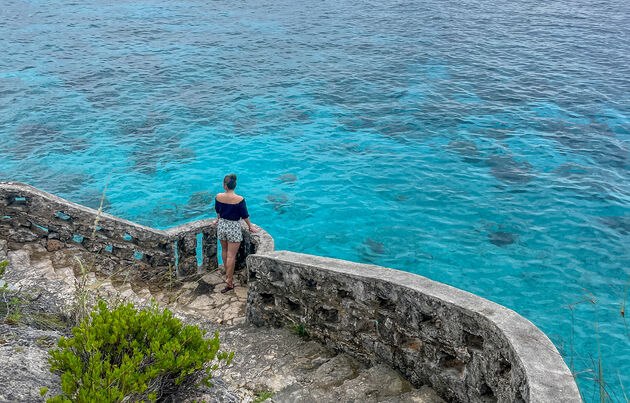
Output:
[1, 0, 629, 398]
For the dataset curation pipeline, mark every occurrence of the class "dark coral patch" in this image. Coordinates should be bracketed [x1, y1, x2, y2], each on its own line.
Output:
[485, 154, 533, 184]
[266, 193, 290, 213]
[599, 216, 630, 236]
[488, 231, 518, 247]
[364, 238, 385, 254]
[187, 191, 214, 210]
[278, 173, 298, 184]
[447, 140, 482, 163]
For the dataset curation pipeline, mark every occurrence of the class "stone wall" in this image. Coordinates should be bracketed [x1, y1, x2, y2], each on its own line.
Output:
[0, 182, 274, 284]
[246, 251, 581, 403]
[1, 182, 580, 402]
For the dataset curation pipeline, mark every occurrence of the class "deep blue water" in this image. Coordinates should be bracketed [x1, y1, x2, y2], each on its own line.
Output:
[1, 0, 629, 399]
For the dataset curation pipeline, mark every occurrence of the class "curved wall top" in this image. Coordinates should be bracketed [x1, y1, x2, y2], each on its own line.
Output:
[0, 181, 273, 281]
[246, 251, 581, 402]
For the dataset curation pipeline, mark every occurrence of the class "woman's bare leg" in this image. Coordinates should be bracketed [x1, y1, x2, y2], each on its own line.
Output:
[225, 241, 240, 286]
[219, 239, 228, 270]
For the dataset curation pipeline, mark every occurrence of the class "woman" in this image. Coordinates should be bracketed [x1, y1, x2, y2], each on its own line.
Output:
[214, 173, 257, 293]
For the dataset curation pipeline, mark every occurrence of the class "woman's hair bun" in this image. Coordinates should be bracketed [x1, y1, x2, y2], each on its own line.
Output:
[224, 173, 237, 190]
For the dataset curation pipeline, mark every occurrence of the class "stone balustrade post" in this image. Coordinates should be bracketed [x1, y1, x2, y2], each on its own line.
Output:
[176, 233, 198, 277]
[0, 182, 272, 286]
[202, 227, 218, 271]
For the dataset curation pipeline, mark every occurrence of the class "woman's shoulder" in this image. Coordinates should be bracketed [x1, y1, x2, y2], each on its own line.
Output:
[216, 193, 244, 204]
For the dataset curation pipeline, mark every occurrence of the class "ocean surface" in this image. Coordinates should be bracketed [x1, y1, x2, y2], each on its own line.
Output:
[1, 0, 629, 399]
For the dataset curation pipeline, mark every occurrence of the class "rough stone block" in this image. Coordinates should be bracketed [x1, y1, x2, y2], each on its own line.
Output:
[0, 182, 273, 303]
[245, 251, 580, 403]
[202, 229, 218, 270]
[46, 239, 63, 252]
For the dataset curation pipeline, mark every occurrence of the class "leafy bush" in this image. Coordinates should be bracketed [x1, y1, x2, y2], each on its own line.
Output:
[46, 300, 233, 402]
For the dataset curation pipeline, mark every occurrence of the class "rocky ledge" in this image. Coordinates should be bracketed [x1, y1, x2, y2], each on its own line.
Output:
[0, 240, 445, 403]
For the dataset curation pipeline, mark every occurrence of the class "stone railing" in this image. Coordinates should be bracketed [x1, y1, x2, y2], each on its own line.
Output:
[0, 182, 274, 284]
[1, 182, 580, 401]
[246, 251, 581, 402]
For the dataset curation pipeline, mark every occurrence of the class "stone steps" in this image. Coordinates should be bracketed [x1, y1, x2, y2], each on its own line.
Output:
[192, 325, 446, 403]
[1, 242, 445, 403]
[2, 242, 248, 325]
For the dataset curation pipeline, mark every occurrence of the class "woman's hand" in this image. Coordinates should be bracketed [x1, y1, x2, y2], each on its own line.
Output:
[244, 217, 258, 232]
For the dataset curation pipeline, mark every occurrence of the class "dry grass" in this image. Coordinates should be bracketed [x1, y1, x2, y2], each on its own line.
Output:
[557, 279, 630, 403]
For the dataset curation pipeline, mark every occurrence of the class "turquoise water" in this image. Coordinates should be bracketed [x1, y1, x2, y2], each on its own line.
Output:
[1, 0, 629, 399]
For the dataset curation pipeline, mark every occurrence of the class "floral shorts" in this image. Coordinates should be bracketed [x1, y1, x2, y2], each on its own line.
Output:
[217, 218, 243, 243]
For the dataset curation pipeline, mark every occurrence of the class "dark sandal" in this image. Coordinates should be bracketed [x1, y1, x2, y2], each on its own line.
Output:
[221, 283, 234, 293]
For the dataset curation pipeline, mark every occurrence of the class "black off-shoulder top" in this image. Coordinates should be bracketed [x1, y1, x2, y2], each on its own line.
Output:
[215, 198, 249, 221]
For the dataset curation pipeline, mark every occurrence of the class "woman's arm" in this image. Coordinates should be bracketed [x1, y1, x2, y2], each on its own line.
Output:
[214, 198, 221, 223]
[243, 217, 258, 233]
[239, 199, 257, 232]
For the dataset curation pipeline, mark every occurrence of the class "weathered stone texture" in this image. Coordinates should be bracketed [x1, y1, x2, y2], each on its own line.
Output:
[0, 325, 64, 403]
[4, 242, 250, 327]
[0, 243, 442, 403]
[1, 183, 580, 402]
[0, 182, 273, 286]
[193, 325, 446, 403]
[246, 251, 581, 403]
[0, 239, 6, 259]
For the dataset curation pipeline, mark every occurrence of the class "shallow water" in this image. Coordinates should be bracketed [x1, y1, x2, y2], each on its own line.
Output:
[1, 0, 629, 399]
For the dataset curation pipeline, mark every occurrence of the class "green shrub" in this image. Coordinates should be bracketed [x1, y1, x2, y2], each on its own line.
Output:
[291, 323, 309, 338]
[0, 260, 8, 296]
[253, 389, 274, 402]
[0, 260, 16, 321]
[0, 260, 7, 282]
[46, 300, 233, 402]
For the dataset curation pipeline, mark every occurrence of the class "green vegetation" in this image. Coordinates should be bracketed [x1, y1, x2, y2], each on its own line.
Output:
[3, 185, 235, 402]
[42, 185, 236, 401]
[253, 389, 274, 402]
[72, 257, 91, 327]
[1, 259, 67, 329]
[36, 335, 54, 348]
[30, 312, 68, 332]
[45, 300, 233, 402]
[0, 260, 20, 324]
[71, 182, 109, 327]
[562, 281, 630, 403]
[291, 323, 309, 338]
[6, 296, 21, 324]
[0, 260, 6, 283]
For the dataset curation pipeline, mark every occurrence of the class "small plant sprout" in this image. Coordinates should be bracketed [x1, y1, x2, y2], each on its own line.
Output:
[291, 323, 308, 338]
[253, 389, 274, 403]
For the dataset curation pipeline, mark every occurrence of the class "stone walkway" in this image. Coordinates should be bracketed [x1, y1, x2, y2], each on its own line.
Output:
[0, 241, 445, 403]
[4, 242, 249, 325]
